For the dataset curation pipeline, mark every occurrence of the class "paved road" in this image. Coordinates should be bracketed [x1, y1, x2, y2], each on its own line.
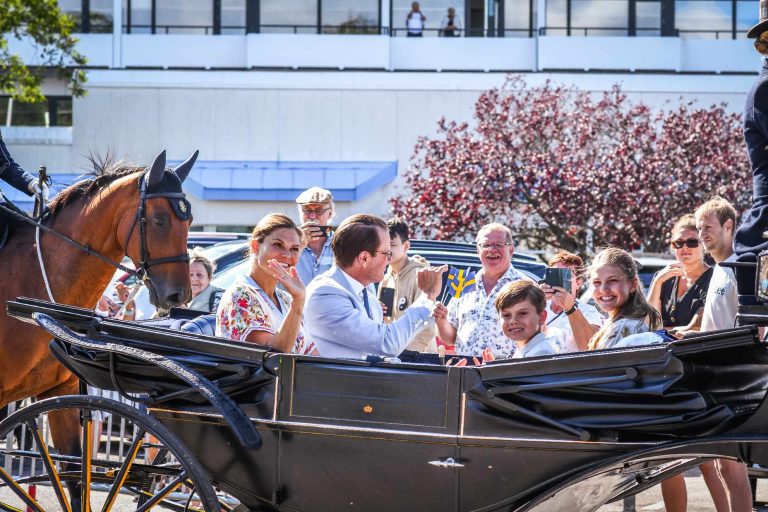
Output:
[599, 468, 767, 511]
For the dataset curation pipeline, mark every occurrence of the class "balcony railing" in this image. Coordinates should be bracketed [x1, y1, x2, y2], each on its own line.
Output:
[539, 26, 748, 39]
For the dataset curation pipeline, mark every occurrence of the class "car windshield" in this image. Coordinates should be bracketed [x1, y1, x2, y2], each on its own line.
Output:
[204, 240, 248, 261]
[211, 259, 250, 290]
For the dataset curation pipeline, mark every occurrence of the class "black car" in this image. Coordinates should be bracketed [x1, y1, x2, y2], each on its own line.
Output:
[209, 239, 546, 293]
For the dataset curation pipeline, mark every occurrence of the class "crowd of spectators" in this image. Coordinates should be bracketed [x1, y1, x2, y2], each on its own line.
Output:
[93, 187, 751, 511]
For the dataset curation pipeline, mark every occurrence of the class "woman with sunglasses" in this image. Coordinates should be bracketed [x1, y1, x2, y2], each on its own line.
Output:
[647, 214, 713, 334]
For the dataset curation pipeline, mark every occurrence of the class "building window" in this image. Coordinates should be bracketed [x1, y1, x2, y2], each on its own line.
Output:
[737, 0, 758, 38]
[675, 0, 733, 38]
[156, 0, 214, 34]
[545, 0, 568, 34]
[59, 0, 114, 32]
[90, 0, 115, 32]
[0, 97, 73, 127]
[222, 0, 247, 34]
[637, 0, 662, 36]
[124, 0, 152, 33]
[322, 0, 380, 34]
[260, 0, 318, 33]
[572, 0, 629, 35]
[392, 0, 466, 36]
[505, 0, 536, 36]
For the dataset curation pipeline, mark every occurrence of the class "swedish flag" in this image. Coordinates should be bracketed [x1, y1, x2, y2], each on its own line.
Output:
[450, 267, 477, 298]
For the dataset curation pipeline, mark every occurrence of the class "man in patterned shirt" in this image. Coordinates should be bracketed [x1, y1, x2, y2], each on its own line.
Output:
[433, 223, 532, 358]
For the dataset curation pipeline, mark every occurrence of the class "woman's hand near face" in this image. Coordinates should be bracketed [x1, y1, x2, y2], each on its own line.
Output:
[267, 259, 305, 303]
[655, 263, 685, 283]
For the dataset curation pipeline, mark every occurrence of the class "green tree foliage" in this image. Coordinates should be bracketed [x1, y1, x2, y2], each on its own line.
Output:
[0, 0, 87, 103]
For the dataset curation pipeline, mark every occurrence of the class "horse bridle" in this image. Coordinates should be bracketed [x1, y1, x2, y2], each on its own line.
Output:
[123, 175, 191, 282]
[31, 173, 191, 303]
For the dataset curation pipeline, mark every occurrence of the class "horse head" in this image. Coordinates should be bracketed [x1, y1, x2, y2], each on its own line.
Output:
[123, 149, 199, 309]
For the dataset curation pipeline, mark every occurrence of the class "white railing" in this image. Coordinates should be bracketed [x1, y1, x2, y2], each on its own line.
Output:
[5, 32, 761, 73]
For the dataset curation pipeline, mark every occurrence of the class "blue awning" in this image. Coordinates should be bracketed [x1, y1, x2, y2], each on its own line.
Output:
[3, 160, 398, 211]
[182, 160, 398, 202]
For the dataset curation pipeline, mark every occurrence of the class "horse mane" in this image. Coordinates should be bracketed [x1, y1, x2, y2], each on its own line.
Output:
[46, 153, 146, 217]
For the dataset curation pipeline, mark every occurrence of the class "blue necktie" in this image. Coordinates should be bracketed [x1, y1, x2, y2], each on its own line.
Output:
[361, 287, 373, 319]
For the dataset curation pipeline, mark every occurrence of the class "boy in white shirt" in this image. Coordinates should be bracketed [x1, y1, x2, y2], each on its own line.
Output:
[496, 281, 557, 359]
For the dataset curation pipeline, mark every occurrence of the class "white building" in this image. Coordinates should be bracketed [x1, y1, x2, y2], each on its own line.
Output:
[2, 0, 761, 228]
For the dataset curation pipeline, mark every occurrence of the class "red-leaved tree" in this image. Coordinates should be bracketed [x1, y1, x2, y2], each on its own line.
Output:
[390, 76, 751, 256]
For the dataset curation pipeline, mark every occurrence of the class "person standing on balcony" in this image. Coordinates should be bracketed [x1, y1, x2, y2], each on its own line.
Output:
[295, 187, 335, 285]
[440, 7, 461, 37]
[406, 2, 426, 37]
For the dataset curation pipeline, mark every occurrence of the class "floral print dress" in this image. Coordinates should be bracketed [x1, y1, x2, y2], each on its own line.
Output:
[216, 274, 315, 355]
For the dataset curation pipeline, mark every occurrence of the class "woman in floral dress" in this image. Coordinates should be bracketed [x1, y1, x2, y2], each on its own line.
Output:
[216, 213, 316, 355]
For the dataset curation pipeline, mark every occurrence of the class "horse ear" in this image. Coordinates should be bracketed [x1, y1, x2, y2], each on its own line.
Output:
[174, 150, 199, 183]
[147, 150, 167, 187]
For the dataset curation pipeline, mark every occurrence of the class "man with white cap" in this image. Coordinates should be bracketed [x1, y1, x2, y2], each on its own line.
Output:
[295, 186, 335, 285]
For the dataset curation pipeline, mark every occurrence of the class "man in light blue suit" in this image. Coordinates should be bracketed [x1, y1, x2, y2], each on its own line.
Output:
[304, 214, 445, 359]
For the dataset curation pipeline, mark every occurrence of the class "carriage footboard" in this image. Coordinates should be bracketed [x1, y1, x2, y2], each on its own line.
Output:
[32, 312, 263, 450]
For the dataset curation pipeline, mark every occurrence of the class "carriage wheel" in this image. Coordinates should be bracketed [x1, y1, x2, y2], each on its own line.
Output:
[0, 396, 222, 512]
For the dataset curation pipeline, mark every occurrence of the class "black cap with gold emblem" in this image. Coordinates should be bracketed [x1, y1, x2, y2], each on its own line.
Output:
[749, 0, 768, 38]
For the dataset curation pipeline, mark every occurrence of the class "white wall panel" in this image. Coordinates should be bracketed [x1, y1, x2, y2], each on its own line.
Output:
[246, 34, 390, 69]
[681, 39, 759, 73]
[538, 36, 681, 71]
[123, 35, 247, 68]
[390, 37, 537, 71]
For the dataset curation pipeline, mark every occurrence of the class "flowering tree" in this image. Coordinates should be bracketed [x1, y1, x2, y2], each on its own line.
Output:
[390, 76, 751, 256]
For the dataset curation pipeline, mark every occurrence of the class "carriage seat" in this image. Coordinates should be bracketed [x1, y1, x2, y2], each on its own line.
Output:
[179, 313, 217, 336]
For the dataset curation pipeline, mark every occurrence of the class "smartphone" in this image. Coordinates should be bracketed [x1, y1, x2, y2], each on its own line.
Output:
[316, 225, 333, 238]
[542, 267, 572, 291]
[379, 287, 395, 318]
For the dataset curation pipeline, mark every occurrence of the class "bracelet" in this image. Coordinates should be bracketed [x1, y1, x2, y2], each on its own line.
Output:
[564, 303, 579, 316]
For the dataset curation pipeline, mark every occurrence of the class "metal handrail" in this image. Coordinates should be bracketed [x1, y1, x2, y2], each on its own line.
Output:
[539, 26, 746, 38]
[389, 27, 533, 37]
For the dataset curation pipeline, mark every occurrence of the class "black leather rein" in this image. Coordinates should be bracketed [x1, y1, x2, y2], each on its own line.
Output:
[0, 174, 190, 282]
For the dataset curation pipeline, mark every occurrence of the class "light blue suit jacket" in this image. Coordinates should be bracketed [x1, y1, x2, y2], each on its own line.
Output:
[304, 266, 432, 359]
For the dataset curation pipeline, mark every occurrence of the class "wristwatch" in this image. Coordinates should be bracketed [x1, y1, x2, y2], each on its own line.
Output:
[564, 302, 579, 316]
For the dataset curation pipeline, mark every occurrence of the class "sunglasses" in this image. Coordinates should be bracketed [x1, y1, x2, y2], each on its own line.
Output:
[671, 238, 700, 249]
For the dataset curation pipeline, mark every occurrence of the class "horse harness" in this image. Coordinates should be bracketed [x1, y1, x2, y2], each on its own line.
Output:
[123, 174, 192, 281]
[0, 171, 192, 303]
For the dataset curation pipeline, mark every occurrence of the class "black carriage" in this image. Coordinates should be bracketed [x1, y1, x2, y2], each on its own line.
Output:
[3, 297, 768, 511]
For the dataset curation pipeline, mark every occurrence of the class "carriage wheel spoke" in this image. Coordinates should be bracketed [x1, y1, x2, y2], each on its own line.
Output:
[25, 420, 72, 512]
[80, 411, 92, 510]
[135, 472, 186, 512]
[0, 504, 26, 512]
[0, 466, 45, 512]
[100, 428, 145, 512]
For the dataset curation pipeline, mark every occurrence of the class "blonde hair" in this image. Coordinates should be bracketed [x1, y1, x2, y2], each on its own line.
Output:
[188, 246, 216, 279]
[476, 223, 513, 244]
[671, 214, 697, 236]
[694, 196, 737, 229]
[587, 247, 661, 350]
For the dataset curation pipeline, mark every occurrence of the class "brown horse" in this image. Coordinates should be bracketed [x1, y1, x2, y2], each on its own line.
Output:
[0, 149, 196, 503]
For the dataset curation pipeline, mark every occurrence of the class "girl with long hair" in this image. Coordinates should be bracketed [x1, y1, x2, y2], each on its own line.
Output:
[587, 247, 661, 350]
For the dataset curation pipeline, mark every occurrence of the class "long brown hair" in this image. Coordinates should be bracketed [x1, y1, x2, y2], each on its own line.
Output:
[587, 247, 661, 350]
